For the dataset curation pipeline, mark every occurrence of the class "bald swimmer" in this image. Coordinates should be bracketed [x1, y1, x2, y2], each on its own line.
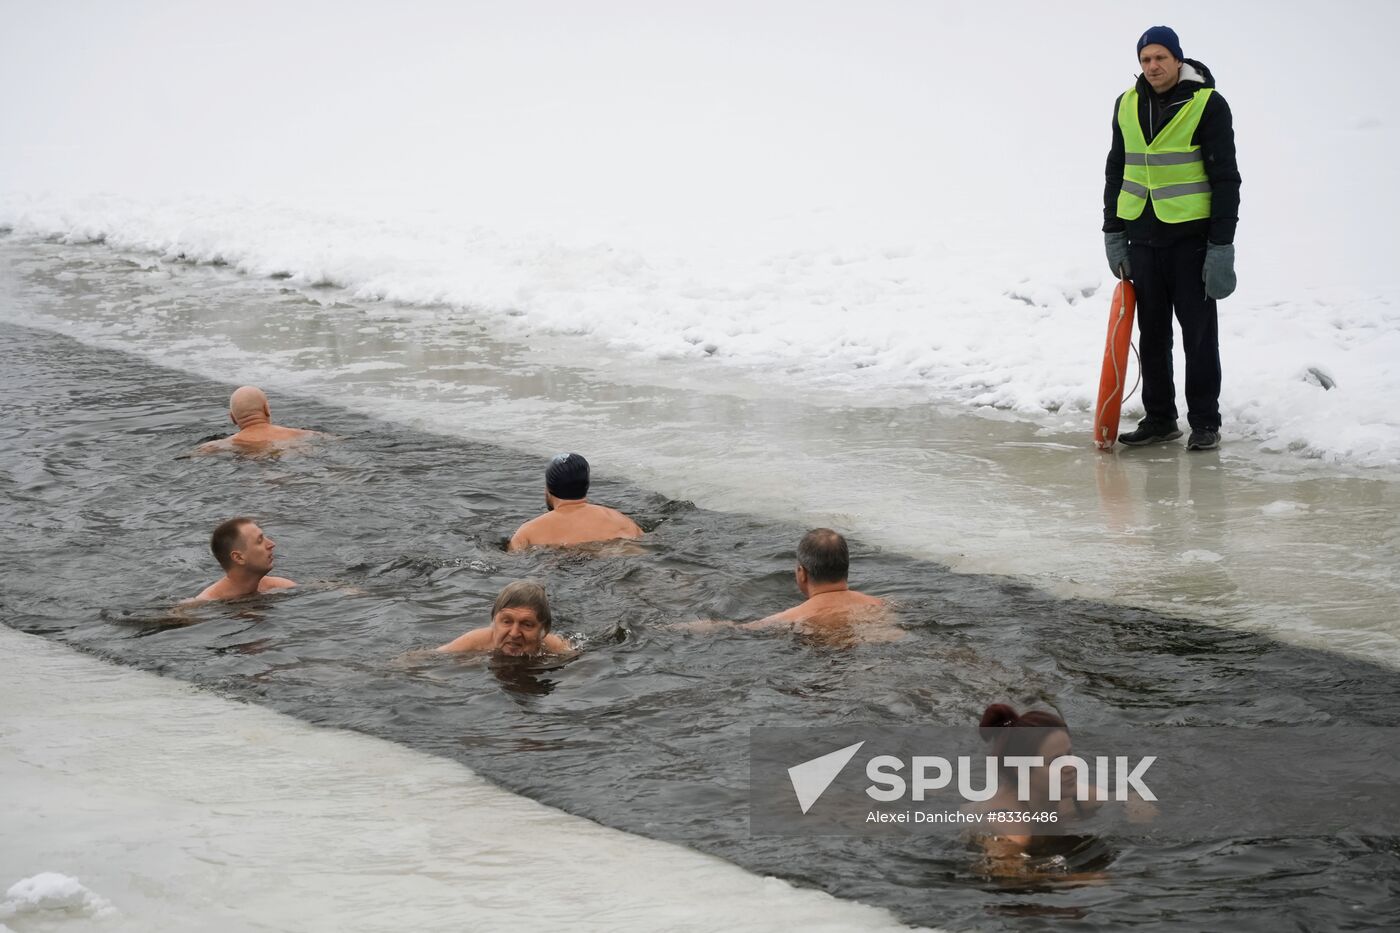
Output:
[196, 386, 319, 453]
[743, 528, 888, 632]
[436, 581, 574, 657]
[508, 453, 643, 552]
[191, 517, 296, 601]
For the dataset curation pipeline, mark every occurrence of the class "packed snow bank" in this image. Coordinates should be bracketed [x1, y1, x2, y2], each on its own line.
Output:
[0, 873, 115, 922]
[2, 1, 1397, 466]
[1, 626, 925, 932]
[4, 197, 1394, 466]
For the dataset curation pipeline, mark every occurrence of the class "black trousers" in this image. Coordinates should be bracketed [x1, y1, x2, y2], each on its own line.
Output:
[1129, 237, 1221, 431]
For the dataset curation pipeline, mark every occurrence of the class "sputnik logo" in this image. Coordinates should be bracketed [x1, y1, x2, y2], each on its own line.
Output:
[787, 741, 865, 814]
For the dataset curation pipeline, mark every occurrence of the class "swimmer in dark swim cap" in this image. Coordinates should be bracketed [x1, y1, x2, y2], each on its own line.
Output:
[507, 453, 643, 552]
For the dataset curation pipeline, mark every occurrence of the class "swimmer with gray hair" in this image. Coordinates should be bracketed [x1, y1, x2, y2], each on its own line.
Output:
[744, 528, 886, 630]
[677, 528, 895, 644]
[436, 581, 575, 657]
[507, 453, 643, 552]
[196, 386, 321, 454]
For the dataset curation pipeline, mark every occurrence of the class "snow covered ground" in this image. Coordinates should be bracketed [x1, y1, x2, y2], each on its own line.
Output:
[3, 6, 1398, 927]
[0, 627, 922, 933]
[3, 1, 1397, 466]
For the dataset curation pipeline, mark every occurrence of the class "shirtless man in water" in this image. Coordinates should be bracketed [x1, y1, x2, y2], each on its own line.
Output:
[436, 581, 574, 657]
[744, 528, 887, 632]
[191, 517, 297, 601]
[196, 386, 319, 454]
[507, 453, 643, 552]
[677, 528, 892, 643]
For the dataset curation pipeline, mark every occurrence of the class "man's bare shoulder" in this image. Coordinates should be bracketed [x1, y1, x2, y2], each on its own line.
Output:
[190, 577, 239, 602]
[508, 513, 554, 551]
[743, 606, 804, 629]
[437, 627, 493, 653]
[264, 425, 320, 440]
[542, 632, 577, 654]
[510, 508, 641, 551]
[193, 439, 233, 456]
[515, 513, 555, 534]
[195, 428, 320, 456]
[584, 503, 643, 538]
[767, 592, 889, 626]
[231, 426, 320, 445]
[189, 576, 295, 602]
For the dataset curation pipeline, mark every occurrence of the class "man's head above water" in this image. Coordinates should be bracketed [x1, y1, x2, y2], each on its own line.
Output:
[229, 386, 273, 429]
[436, 580, 574, 657]
[490, 580, 554, 656]
[210, 516, 274, 574]
[508, 453, 642, 551]
[717, 526, 886, 636]
[197, 385, 319, 455]
[545, 452, 590, 505]
[796, 527, 850, 592]
[190, 516, 296, 602]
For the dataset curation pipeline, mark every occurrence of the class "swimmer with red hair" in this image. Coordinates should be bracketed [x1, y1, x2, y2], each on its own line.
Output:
[973, 702, 1079, 851]
[965, 704, 1140, 877]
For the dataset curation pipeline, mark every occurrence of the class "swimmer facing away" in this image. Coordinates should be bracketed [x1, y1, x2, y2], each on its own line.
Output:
[191, 517, 297, 602]
[436, 581, 574, 657]
[196, 386, 320, 454]
[507, 453, 643, 552]
[745, 528, 887, 630]
[677, 529, 894, 643]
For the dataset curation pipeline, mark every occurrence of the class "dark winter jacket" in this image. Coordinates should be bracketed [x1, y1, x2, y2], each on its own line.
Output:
[1102, 58, 1241, 246]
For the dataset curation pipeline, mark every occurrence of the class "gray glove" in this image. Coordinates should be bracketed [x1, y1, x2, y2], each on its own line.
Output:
[1203, 243, 1236, 300]
[1104, 231, 1131, 278]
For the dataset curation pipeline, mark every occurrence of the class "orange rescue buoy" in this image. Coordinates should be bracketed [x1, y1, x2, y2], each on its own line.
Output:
[1093, 280, 1137, 450]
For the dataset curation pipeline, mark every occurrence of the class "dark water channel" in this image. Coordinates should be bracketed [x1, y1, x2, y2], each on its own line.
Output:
[3, 322, 1398, 931]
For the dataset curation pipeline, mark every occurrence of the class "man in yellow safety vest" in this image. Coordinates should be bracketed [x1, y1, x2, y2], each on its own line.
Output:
[1103, 25, 1240, 451]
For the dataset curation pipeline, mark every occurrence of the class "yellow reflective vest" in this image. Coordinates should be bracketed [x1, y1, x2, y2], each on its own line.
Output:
[1116, 87, 1213, 223]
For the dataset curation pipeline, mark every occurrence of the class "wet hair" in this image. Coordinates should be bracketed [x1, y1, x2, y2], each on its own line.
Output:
[492, 580, 553, 632]
[796, 528, 849, 584]
[210, 516, 255, 570]
[979, 703, 1069, 761]
[545, 452, 590, 501]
